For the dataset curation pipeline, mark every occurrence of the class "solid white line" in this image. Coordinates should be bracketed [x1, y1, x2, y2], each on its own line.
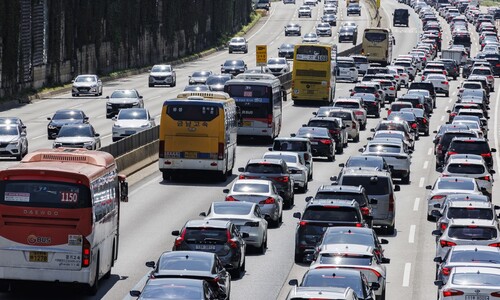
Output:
[402, 263, 412, 287]
[419, 177, 425, 188]
[409, 225, 416, 243]
[494, 83, 500, 173]
[448, 98, 452, 103]
[423, 161, 428, 169]
[130, 175, 163, 197]
[444, 106, 449, 111]
[413, 197, 420, 211]
[440, 115, 445, 122]
[427, 148, 432, 155]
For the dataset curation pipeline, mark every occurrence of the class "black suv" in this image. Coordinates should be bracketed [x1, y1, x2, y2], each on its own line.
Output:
[309, 185, 376, 227]
[238, 158, 295, 208]
[435, 130, 478, 169]
[171, 219, 247, 278]
[393, 9, 409, 27]
[446, 137, 497, 170]
[306, 117, 346, 154]
[293, 199, 366, 262]
[438, 59, 459, 80]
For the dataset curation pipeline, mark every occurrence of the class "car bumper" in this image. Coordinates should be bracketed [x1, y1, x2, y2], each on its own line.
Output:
[311, 145, 333, 156]
[113, 127, 148, 140]
[229, 46, 247, 52]
[0, 144, 22, 156]
[72, 86, 99, 94]
[237, 126, 274, 137]
[149, 76, 173, 85]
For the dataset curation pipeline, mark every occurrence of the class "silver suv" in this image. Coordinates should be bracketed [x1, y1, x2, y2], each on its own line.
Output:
[105, 89, 144, 118]
[148, 64, 176, 87]
[228, 37, 248, 53]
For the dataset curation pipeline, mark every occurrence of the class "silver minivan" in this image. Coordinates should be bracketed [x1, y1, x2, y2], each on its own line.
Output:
[332, 168, 400, 234]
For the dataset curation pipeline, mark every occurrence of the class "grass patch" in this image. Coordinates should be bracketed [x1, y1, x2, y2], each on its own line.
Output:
[481, 0, 499, 6]
[235, 12, 263, 37]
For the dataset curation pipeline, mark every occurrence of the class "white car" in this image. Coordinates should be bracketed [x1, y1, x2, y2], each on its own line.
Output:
[434, 200, 498, 234]
[0, 124, 28, 160]
[441, 156, 493, 196]
[315, 22, 332, 37]
[361, 138, 412, 183]
[336, 57, 358, 83]
[71, 74, 103, 97]
[298, 6, 312, 17]
[309, 244, 389, 299]
[53, 124, 101, 150]
[425, 176, 483, 221]
[228, 37, 248, 53]
[425, 74, 449, 96]
[149, 64, 176, 87]
[387, 66, 408, 88]
[263, 151, 309, 192]
[302, 32, 318, 43]
[470, 67, 495, 91]
[332, 98, 367, 130]
[351, 55, 369, 75]
[201, 201, 268, 253]
[393, 60, 417, 80]
[223, 179, 283, 228]
[265, 57, 290, 76]
[436, 267, 500, 299]
[112, 108, 156, 142]
[327, 108, 360, 142]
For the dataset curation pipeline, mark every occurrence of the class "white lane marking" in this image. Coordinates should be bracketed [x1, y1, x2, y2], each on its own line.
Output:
[32, 134, 46, 140]
[440, 115, 445, 122]
[101, 133, 112, 139]
[247, 7, 276, 41]
[444, 106, 449, 111]
[494, 83, 500, 172]
[427, 148, 432, 155]
[130, 175, 163, 197]
[419, 177, 425, 188]
[409, 225, 416, 243]
[97, 114, 106, 119]
[423, 161, 428, 169]
[402, 263, 412, 287]
[452, 91, 457, 96]
[413, 197, 420, 211]
[448, 98, 452, 103]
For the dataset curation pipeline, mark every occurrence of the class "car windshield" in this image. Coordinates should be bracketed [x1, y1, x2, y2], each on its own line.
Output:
[337, 61, 355, 68]
[462, 90, 484, 98]
[140, 281, 203, 299]
[319, 253, 371, 265]
[315, 192, 367, 206]
[341, 176, 390, 195]
[158, 256, 212, 272]
[374, 133, 404, 141]
[302, 272, 363, 291]
[367, 144, 402, 154]
[224, 60, 244, 66]
[231, 38, 245, 43]
[274, 140, 307, 151]
[447, 207, 494, 220]
[446, 163, 485, 174]
[354, 86, 376, 93]
[450, 250, 500, 263]
[184, 85, 211, 92]
[191, 71, 210, 77]
[118, 109, 147, 120]
[110, 90, 138, 98]
[328, 111, 353, 120]
[213, 203, 252, 215]
[448, 226, 498, 240]
[437, 179, 475, 190]
[53, 111, 83, 120]
[233, 183, 269, 193]
[452, 273, 500, 286]
[206, 76, 230, 85]
[264, 154, 297, 163]
[151, 65, 171, 72]
[297, 127, 329, 138]
[340, 27, 354, 33]
[0, 126, 19, 136]
[377, 123, 405, 132]
[334, 102, 359, 109]
[302, 206, 360, 222]
[268, 58, 285, 64]
[57, 126, 93, 137]
[75, 76, 95, 83]
[388, 113, 415, 122]
[245, 163, 283, 174]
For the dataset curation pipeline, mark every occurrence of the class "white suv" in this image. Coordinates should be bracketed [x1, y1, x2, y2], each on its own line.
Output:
[336, 57, 358, 83]
[112, 108, 156, 142]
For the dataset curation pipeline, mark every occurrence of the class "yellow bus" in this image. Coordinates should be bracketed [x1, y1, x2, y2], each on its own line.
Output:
[361, 28, 395, 66]
[292, 43, 336, 105]
[159, 92, 238, 181]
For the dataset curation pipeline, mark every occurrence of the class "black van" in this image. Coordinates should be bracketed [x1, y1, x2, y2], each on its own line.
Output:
[393, 9, 409, 27]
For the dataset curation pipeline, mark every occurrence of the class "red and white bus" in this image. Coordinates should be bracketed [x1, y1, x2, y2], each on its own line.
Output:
[0, 148, 128, 294]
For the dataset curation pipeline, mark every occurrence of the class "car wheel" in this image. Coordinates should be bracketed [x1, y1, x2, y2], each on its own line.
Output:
[257, 236, 267, 254]
[15, 153, 22, 161]
[425, 129, 430, 136]
[148, 83, 154, 87]
[385, 222, 395, 235]
[401, 173, 410, 184]
[336, 145, 343, 154]
[299, 181, 308, 193]
[279, 212, 283, 224]
[294, 253, 304, 264]
[353, 134, 360, 143]
[427, 214, 435, 222]
[72, 93, 76, 97]
[0, 280, 9, 292]
[327, 154, 334, 162]
[445, 92, 449, 97]
[229, 49, 233, 53]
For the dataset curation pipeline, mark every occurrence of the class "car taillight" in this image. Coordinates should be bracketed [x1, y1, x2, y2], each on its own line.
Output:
[352, 122, 357, 129]
[388, 193, 394, 212]
[267, 114, 273, 128]
[431, 195, 446, 201]
[227, 230, 238, 248]
[387, 110, 392, 115]
[218, 143, 224, 160]
[319, 139, 332, 145]
[443, 289, 464, 297]
[374, 92, 379, 97]
[481, 175, 491, 181]
[442, 81, 448, 85]
[440, 223, 448, 231]
[275, 176, 290, 183]
[239, 175, 245, 179]
[299, 221, 308, 226]
[489, 243, 500, 247]
[481, 153, 492, 158]
[411, 123, 417, 129]
[496, 64, 500, 67]
[487, 75, 494, 80]
[423, 118, 427, 124]
[159, 141, 165, 158]
[360, 206, 371, 215]
[354, 111, 364, 115]
[421, 76, 425, 81]
[416, 104, 423, 108]
[174, 228, 186, 248]
[330, 129, 340, 135]
[356, 223, 363, 227]
[226, 196, 238, 201]
[389, 86, 395, 90]
[440, 240, 457, 247]
[443, 71, 447, 75]
[442, 267, 452, 276]
[260, 197, 275, 204]
[82, 237, 91, 268]
[450, 112, 457, 117]
[447, 151, 458, 156]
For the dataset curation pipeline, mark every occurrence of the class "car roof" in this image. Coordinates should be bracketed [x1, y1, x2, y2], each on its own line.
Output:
[447, 200, 492, 208]
[247, 158, 284, 165]
[317, 185, 364, 193]
[320, 244, 374, 255]
[233, 179, 272, 185]
[185, 219, 231, 228]
[324, 226, 374, 235]
[449, 245, 500, 252]
[448, 218, 497, 227]
[307, 199, 359, 208]
[341, 168, 390, 176]
[158, 250, 215, 261]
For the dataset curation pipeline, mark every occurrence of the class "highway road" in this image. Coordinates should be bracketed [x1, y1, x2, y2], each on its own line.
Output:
[1, 0, 498, 300]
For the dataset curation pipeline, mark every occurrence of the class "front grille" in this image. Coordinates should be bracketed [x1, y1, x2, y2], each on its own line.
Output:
[77, 87, 90, 92]
[153, 76, 167, 80]
[61, 143, 85, 148]
[111, 103, 132, 108]
[0, 143, 8, 148]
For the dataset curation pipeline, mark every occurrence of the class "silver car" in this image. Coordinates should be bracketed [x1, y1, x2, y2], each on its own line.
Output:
[105, 89, 144, 118]
[433, 219, 500, 260]
[441, 156, 494, 196]
[0, 124, 28, 160]
[425, 176, 483, 221]
[263, 151, 309, 192]
[71, 74, 102, 97]
[434, 200, 499, 234]
[201, 201, 268, 253]
[228, 37, 248, 54]
[149, 64, 176, 87]
[223, 179, 283, 228]
[332, 98, 367, 130]
[53, 124, 101, 150]
[270, 137, 314, 180]
[112, 108, 155, 142]
[435, 267, 500, 299]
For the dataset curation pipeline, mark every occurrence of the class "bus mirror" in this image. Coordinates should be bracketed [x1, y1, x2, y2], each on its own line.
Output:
[119, 175, 128, 202]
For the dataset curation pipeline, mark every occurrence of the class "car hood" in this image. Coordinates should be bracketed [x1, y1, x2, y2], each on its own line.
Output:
[114, 120, 150, 128]
[54, 136, 95, 143]
[230, 42, 246, 46]
[107, 98, 139, 104]
[209, 84, 225, 91]
[150, 72, 173, 76]
[0, 135, 20, 143]
[267, 64, 288, 69]
[49, 120, 84, 126]
[72, 82, 96, 87]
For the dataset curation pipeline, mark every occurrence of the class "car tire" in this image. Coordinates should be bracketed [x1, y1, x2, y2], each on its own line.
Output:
[229, 49, 233, 53]
[148, 83, 154, 87]
[244, 49, 248, 54]
[353, 134, 360, 143]
[327, 154, 334, 162]
[294, 253, 304, 264]
[72, 93, 76, 97]
[427, 214, 435, 222]
[257, 236, 267, 254]
[15, 153, 22, 161]
[299, 181, 308, 193]
[402, 173, 410, 184]
[425, 129, 430, 136]
[270, 217, 280, 228]
[385, 222, 395, 235]
[379, 287, 386, 300]
[336, 145, 343, 154]
[445, 92, 449, 97]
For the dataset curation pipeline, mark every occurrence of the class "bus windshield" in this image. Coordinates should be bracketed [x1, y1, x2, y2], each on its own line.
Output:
[166, 104, 220, 121]
[364, 32, 387, 42]
[295, 45, 329, 62]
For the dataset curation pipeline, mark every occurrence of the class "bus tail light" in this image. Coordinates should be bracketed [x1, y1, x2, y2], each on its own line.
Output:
[159, 141, 165, 158]
[82, 238, 91, 268]
[267, 114, 273, 128]
[218, 143, 224, 160]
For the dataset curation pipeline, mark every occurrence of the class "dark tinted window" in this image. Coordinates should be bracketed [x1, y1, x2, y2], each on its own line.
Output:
[448, 226, 498, 240]
[322, 232, 374, 246]
[446, 163, 485, 174]
[319, 254, 372, 265]
[449, 141, 490, 154]
[328, 111, 353, 120]
[450, 250, 500, 263]
[377, 123, 405, 132]
[337, 61, 355, 68]
[184, 228, 227, 242]
[245, 163, 283, 174]
[297, 127, 330, 138]
[110, 90, 138, 98]
[302, 272, 363, 291]
[206, 76, 231, 85]
[158, 256, 212, 272]
[307, 120, 340, 129]
[141, 281, 203, 298]
[346, 157, 384, 169]
[437, 179, 475, 190]
[274, 140, 307, 151]
[354, 86, 376, 93]
[58, 125, 93, 137]
[167, 104, 219, 121]
[315, 192, 367, 206]
[440, 132, 476, 149]
[303, 206, 360, 222]
[447, 207, 494, 220]
[334, 102, 360, 109]
[341, 176, 390, 195]
[53, 111, 84, 120]
[364, 32, 387, 42]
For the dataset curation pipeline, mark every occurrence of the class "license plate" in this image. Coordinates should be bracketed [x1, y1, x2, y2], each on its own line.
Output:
[242, 121, 252, 127]
[466, 296, 489, 300]
[184, 151, 198, 159]
[311, 141, 318, 145]
[125, 130, 135, 135]
[195, 244, 216, 250]
[29, 251, 48, 263]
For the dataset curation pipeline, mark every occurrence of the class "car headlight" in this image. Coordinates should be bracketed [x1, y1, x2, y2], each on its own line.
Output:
[9, 140, 19, 145]
[106, 103, 112, 107]
[141, 124, 150, 128]
[189, 80, 195, 84]
[91, 84, 97, 88]
[48, 125, 56, 129]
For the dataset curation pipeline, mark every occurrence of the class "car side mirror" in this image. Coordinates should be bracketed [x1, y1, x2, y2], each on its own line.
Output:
[370, 128, 375, 132]
[431, 210, 442, 218]
[199, 212, 207, 217]
[238, 167, 244, 172]
[338, 163, 345, 167]
[425, 185, 432, 189]
[130, 291, 141, 297]
[312, 112, 317, 115]
[288, 279, 299, 286]
[380, 238, 389, 245]
[112, 117, 117, 121]
[491, 170, 496, 174]
[370, 198, 378, 205]
[241, 232, 249, 238]
[145, 261, 155, 268]
[106, 96, 110, 99]
[358, 148, 364, 152]
[330, 176, 338, 182]
[302, 124, 307, 127]
[139, 96, 143, 99]
[446, 110, 451, 113]
[293, 212, 301, 219]
[305, 196, 313, 202]
[491, 148, 497, 152]
[371, 282, 380, 291]
[432, 230, 442, 236]
[434, 256, 443, 263]
[381, 257, 390, 264]
[223, 189, 230, 194]
[171, 230, 180, 236]
[290, 133, 296, 137]
[394, 185, 401, 192]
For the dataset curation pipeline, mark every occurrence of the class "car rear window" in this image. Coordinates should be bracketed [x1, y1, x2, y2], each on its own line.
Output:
[334, 102, 360, 109]
[472, 69, 492, 75]
[233, 183, 269, 193]
[246, 163, 283, 174]
[450, 250, 500, 263]
[452, 273, 500, 286]
[213, 203, 252, 215]
[184, 228, 227, 242]
[314, 192, 367, 206]
[440, 132, 477, 149]
[446, 163, 485, 174]
[346, 157, 383, 169]
[302, 272, 363, 292]
[368, 144, 401, 153]
[448, 226, 498, 240]
[449, 141, 490, 154]
[354, 86, 376, 93]
[308, 120, 340, 129]
[319, 253, 372, 265]
[274, 141, 307, 151]
[447, 207, 494, 220]
[322, 232, 374, 246]
[341, 176, 390, 195]
[328, 111, 353, 121]
[377, 123, 405, 132]
[437, 179, 475, 190]
[303, 206, 360, 222]
[338, 61, 355, 68]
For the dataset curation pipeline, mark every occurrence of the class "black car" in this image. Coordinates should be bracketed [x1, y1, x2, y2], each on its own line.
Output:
[435, 130, 478, 169]
[130, 278, 221, 300]
[278, 43, 295, 59]
[438, 59, 460, 80]
[338, 26, 357, 43]
[446, 137, 496, 170]
[221, 60, 247, 76]
[321, 14, 337, 26]
[462, 58, 488, 78]
[386, 111, 418, 136]
[346, 3, 361, 16]
[206, 74, 233, 92]
[393, 9, 409, 27]
[293, 198, 367, 262]
[400, 108, 430, 136]
[144, 251, 230, 300]
[295, 127, 336, 161]
[408, 82, 436, 102]
[485, 56, 500, 76]
[47, 109, 89, 140]
[353, 94, 380, 117]
[306, 117, 346, 154]
[171, 219, 247, 278]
